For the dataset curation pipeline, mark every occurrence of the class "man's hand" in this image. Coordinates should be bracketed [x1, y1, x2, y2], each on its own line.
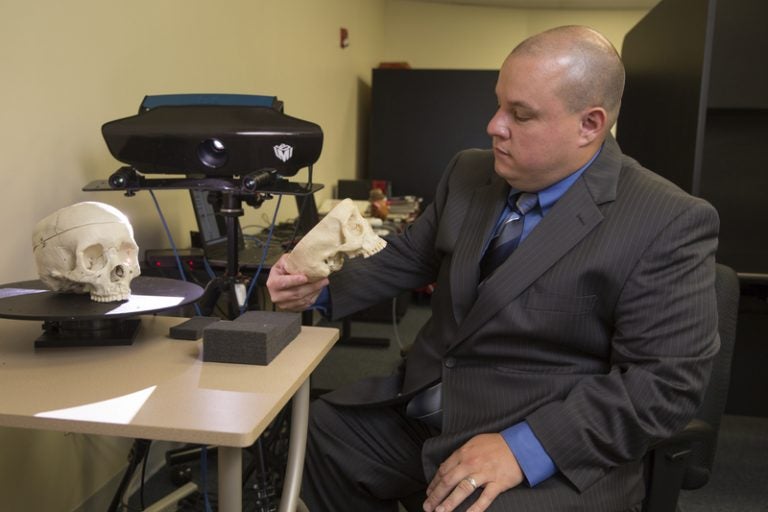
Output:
[266, 254, 329, 311]
[423, 433, 524, 512]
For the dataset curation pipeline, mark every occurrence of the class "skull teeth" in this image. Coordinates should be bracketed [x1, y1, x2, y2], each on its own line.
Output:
[362, 238, 387, 257]
[90, 293, 129, 302]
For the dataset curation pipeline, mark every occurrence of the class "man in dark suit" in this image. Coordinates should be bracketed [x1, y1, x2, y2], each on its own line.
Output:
[267, 25, 719, 512]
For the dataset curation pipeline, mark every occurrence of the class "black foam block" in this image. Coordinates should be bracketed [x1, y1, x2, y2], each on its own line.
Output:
[169, 317, 220, 340]
[202, 311, 301, 365]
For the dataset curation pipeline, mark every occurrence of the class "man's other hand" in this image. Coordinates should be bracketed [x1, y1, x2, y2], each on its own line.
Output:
[424, 433, 524, 512]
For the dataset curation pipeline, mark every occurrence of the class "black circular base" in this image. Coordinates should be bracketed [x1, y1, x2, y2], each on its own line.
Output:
[0, 276, 204, 346]
[34, 318, 143, 348]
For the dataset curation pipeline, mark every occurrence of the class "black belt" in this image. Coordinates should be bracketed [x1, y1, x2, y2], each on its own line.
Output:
[405, 382, 443, 430]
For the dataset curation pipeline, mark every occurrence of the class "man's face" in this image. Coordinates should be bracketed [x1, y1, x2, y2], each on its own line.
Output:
[487, 53, 588, 191]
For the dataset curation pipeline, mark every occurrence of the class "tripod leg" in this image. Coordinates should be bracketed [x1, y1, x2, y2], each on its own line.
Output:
[108, 439, 151, 512]
[198, 277, 226, 317]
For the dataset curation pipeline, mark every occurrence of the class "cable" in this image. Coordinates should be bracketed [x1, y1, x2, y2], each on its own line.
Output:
[139, 440, 152, 510]
[240, 194, 283, 315]
[289, 189, 310, 246]
[148, 190, 203, 317]
[107, 439, 151, 512]
[202, 256, 218, 281]
[200, 446, 214, 512]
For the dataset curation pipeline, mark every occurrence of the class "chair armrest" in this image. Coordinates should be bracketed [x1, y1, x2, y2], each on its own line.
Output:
[643, 419, 715, 512]
[653, 419, 715, 448]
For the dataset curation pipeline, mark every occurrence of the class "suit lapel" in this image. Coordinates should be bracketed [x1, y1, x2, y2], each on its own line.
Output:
[449, 178, 508, 323]
[448, 136, 623, 350]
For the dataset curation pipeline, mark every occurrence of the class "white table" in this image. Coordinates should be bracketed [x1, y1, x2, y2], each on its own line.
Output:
[0, 315, 338, 511]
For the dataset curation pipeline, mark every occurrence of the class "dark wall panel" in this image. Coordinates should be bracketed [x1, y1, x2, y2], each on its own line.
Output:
[368, 69, 498, 206]
[617, 0, 768, 275]
[617, 0, 715, 194]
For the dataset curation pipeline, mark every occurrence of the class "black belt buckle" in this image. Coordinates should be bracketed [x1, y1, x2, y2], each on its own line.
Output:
[406, 382, 443, 430]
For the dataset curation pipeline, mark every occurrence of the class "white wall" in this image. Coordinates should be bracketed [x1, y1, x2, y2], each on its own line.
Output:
[0, 1, 385, 509]
[0, 0, 386, 281]
[0, 1, 646, 509]
[381, 0, 647, 68]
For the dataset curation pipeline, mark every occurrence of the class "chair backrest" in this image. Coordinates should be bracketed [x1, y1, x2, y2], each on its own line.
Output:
[642, 263, 741, 512]
[683, 262, 740, 486]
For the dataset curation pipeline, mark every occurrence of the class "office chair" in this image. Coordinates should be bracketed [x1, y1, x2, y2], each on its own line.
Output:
[642, 263, 740, 512]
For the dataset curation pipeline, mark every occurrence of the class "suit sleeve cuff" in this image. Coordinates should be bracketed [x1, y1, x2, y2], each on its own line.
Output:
[310, 286, 331, 317]
[501, 421, 557, 487]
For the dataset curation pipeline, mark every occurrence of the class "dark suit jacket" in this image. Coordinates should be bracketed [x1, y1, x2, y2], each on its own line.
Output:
[324, 136, 720, 511]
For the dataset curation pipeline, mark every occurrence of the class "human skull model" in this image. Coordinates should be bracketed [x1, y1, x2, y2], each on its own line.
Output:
[32, 201, 141, 302]
[284, 198, 387, 281]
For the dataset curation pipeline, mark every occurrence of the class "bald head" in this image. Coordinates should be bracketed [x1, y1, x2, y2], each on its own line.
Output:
[510, 25, 625, 128]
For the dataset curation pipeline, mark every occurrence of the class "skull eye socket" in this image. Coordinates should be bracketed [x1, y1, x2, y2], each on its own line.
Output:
[345, 218, 364, 236]
[119, 241, 137, 255]
[82, 244, 107, 271]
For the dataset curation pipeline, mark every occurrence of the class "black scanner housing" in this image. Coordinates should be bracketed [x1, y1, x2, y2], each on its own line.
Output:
[102, 105, 323, 177]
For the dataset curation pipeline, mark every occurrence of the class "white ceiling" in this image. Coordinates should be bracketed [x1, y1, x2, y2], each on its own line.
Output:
[404, 0, 659, 9]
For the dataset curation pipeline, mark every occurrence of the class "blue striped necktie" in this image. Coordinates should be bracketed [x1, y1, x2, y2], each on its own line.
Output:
[480, 192, 539, 280]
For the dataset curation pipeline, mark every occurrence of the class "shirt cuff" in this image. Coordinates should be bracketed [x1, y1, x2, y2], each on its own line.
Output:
[310, 286, 331, 317]
[501, 421, 557, 487]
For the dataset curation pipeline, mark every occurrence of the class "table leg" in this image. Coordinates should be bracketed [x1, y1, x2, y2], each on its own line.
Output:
[279, 378, 310, 512]
[218, 445, 242, 512]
